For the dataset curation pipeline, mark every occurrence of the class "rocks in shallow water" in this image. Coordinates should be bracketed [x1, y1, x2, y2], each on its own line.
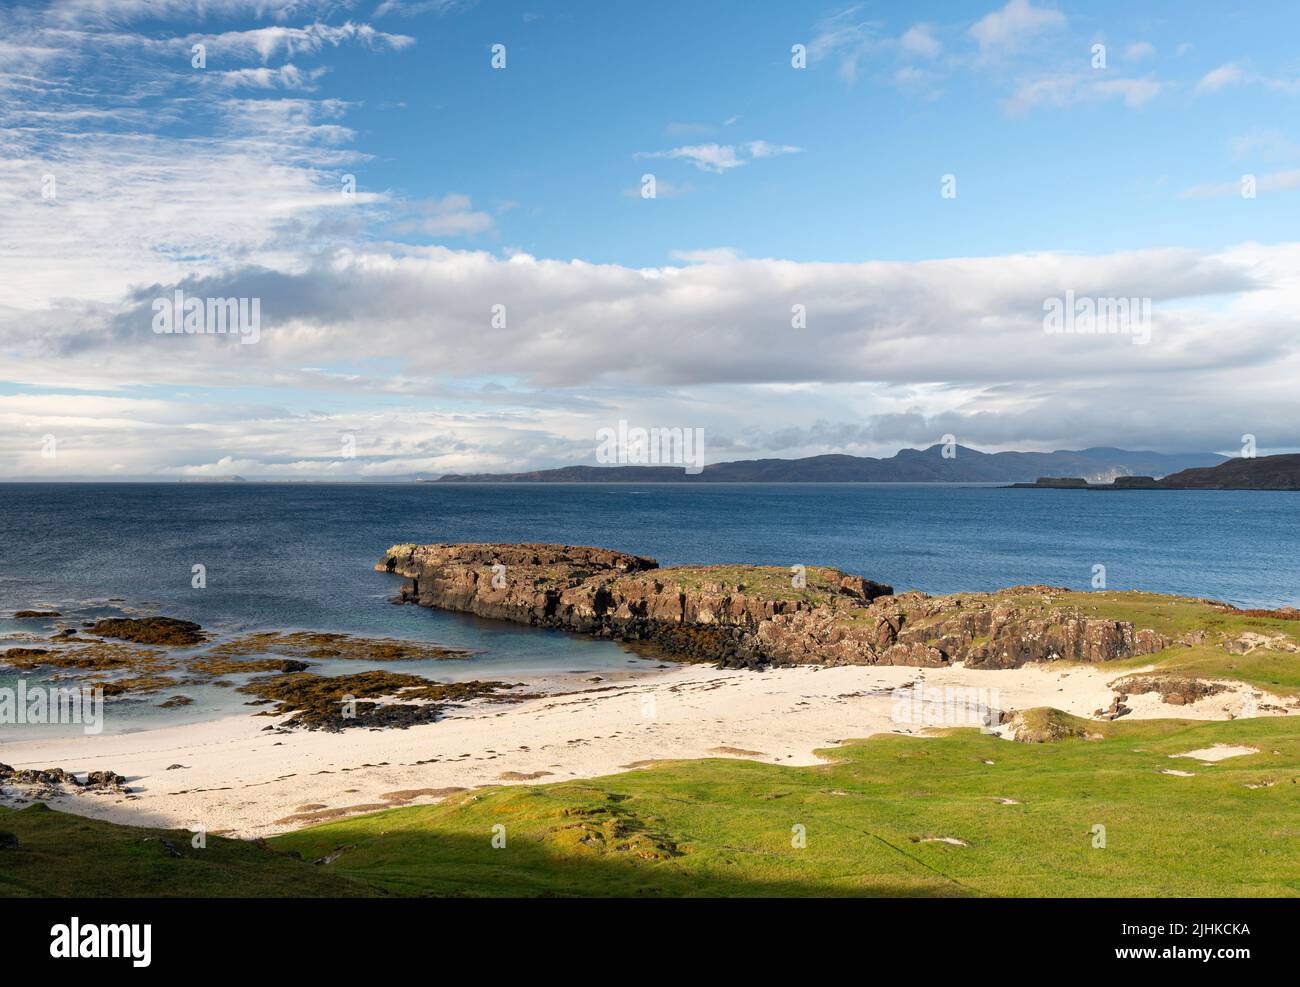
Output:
[12, 610, 61, 619]
[2, 642, 175, 675]
[93, 675, 179, 696]
[200, 630, 470, 664]
[0, 647, 53, 664]
[187, 655, 310, 676]
[85, 617, 205, 647]
[378, 543, 1173, 670]
[237, 670, 525, 732]
[1, 618, 473, 713]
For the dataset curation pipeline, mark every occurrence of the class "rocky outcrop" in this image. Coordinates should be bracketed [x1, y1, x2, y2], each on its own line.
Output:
[0, 763, 131, 800]
[378, 544, 1173, 670]
[85, 617, 205, 647]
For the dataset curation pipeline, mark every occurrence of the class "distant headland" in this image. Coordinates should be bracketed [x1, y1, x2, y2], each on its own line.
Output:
[1010, 454, 1300, 491]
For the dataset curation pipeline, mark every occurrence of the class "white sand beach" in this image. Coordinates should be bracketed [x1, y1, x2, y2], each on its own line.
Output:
[1, 660, 1288, 838]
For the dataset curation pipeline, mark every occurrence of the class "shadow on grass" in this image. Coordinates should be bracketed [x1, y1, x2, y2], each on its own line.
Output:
[0, 803, 378, 898]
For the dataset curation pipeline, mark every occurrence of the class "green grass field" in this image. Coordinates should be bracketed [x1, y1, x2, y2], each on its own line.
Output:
[268, 713, 1300, 898]
[0, 802, 378, 897]
[3, 712, 1297, 897]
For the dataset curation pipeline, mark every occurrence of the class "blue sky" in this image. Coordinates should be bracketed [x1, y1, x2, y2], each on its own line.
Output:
[2, 0, 1299, 477]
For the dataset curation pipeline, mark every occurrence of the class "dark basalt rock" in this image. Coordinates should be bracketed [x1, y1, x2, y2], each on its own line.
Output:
[0, 764, 130, 796]
[0, 765, 75, 786]
[378, 544, 1171, 670]
[84, 771, 130, 792]
[85, 617, 205, 647]
[237, 670, 522, 732]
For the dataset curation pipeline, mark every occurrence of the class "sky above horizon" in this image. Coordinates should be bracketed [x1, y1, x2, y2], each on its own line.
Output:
[2, 0, 1300, 478]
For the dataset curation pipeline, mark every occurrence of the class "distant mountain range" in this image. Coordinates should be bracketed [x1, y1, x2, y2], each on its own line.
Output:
[435, 445, 1227, 483]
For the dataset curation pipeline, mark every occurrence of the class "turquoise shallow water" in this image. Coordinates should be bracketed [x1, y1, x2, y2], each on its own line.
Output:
[1, 482, 1296, 734]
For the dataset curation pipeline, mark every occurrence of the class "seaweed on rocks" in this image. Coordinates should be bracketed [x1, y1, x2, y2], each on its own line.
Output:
[85, 617, 206, 646]
[201, 630, 471, 663]
[236, 670, 523, 732]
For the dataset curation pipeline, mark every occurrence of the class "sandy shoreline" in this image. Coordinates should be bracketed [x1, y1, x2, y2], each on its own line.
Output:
[1, 660, 1287, 838]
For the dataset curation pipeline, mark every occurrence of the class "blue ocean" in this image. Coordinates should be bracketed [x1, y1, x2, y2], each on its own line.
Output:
[2, 482, 1297, 733]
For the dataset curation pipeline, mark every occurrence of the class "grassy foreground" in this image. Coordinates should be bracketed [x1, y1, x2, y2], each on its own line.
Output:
[2, 713, 1296, 897]
[0, 802, 378, 897]
[269, 714, 1300, 898]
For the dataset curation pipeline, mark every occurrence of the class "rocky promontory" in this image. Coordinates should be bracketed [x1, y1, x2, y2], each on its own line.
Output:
[1010, 453, 1300, 491]
[378, 543, 1173, 669]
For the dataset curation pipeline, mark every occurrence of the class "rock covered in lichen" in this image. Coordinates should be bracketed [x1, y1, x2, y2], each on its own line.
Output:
[377, 544, 1173, 670]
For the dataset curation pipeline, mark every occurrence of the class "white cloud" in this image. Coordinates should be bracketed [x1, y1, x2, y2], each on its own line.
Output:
[1126, 41, 1156, 60]
[390, 194, 494, 237]
[1197, 62, 1245, 92]
[1229, 129, 1300, 161]
[970, 0, 1066, 56]
[46, 0, 340, 28]
[808, 7, 883, 84]
[1007, 74, 1162, 113]
[214, 64, 329, 90]
[374, 0, 476, 17]
[636, 141, 803, 174]
[5, 241, 1300, 476]
[893, 65, 943, 99]
[900, 24, 942, 58]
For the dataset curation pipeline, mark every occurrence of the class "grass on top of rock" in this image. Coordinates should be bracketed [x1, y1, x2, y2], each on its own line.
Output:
[827, 587, 1300, 697]
[0, 803, 378, 898]
[615, 564, 879, 605]
[1057, 590, 1300, 696]
[271, 712, 1300, 898]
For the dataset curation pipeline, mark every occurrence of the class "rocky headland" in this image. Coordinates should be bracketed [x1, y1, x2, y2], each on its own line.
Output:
[378, 543, 1177, 669]
[1010, 453, 1300, 491]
